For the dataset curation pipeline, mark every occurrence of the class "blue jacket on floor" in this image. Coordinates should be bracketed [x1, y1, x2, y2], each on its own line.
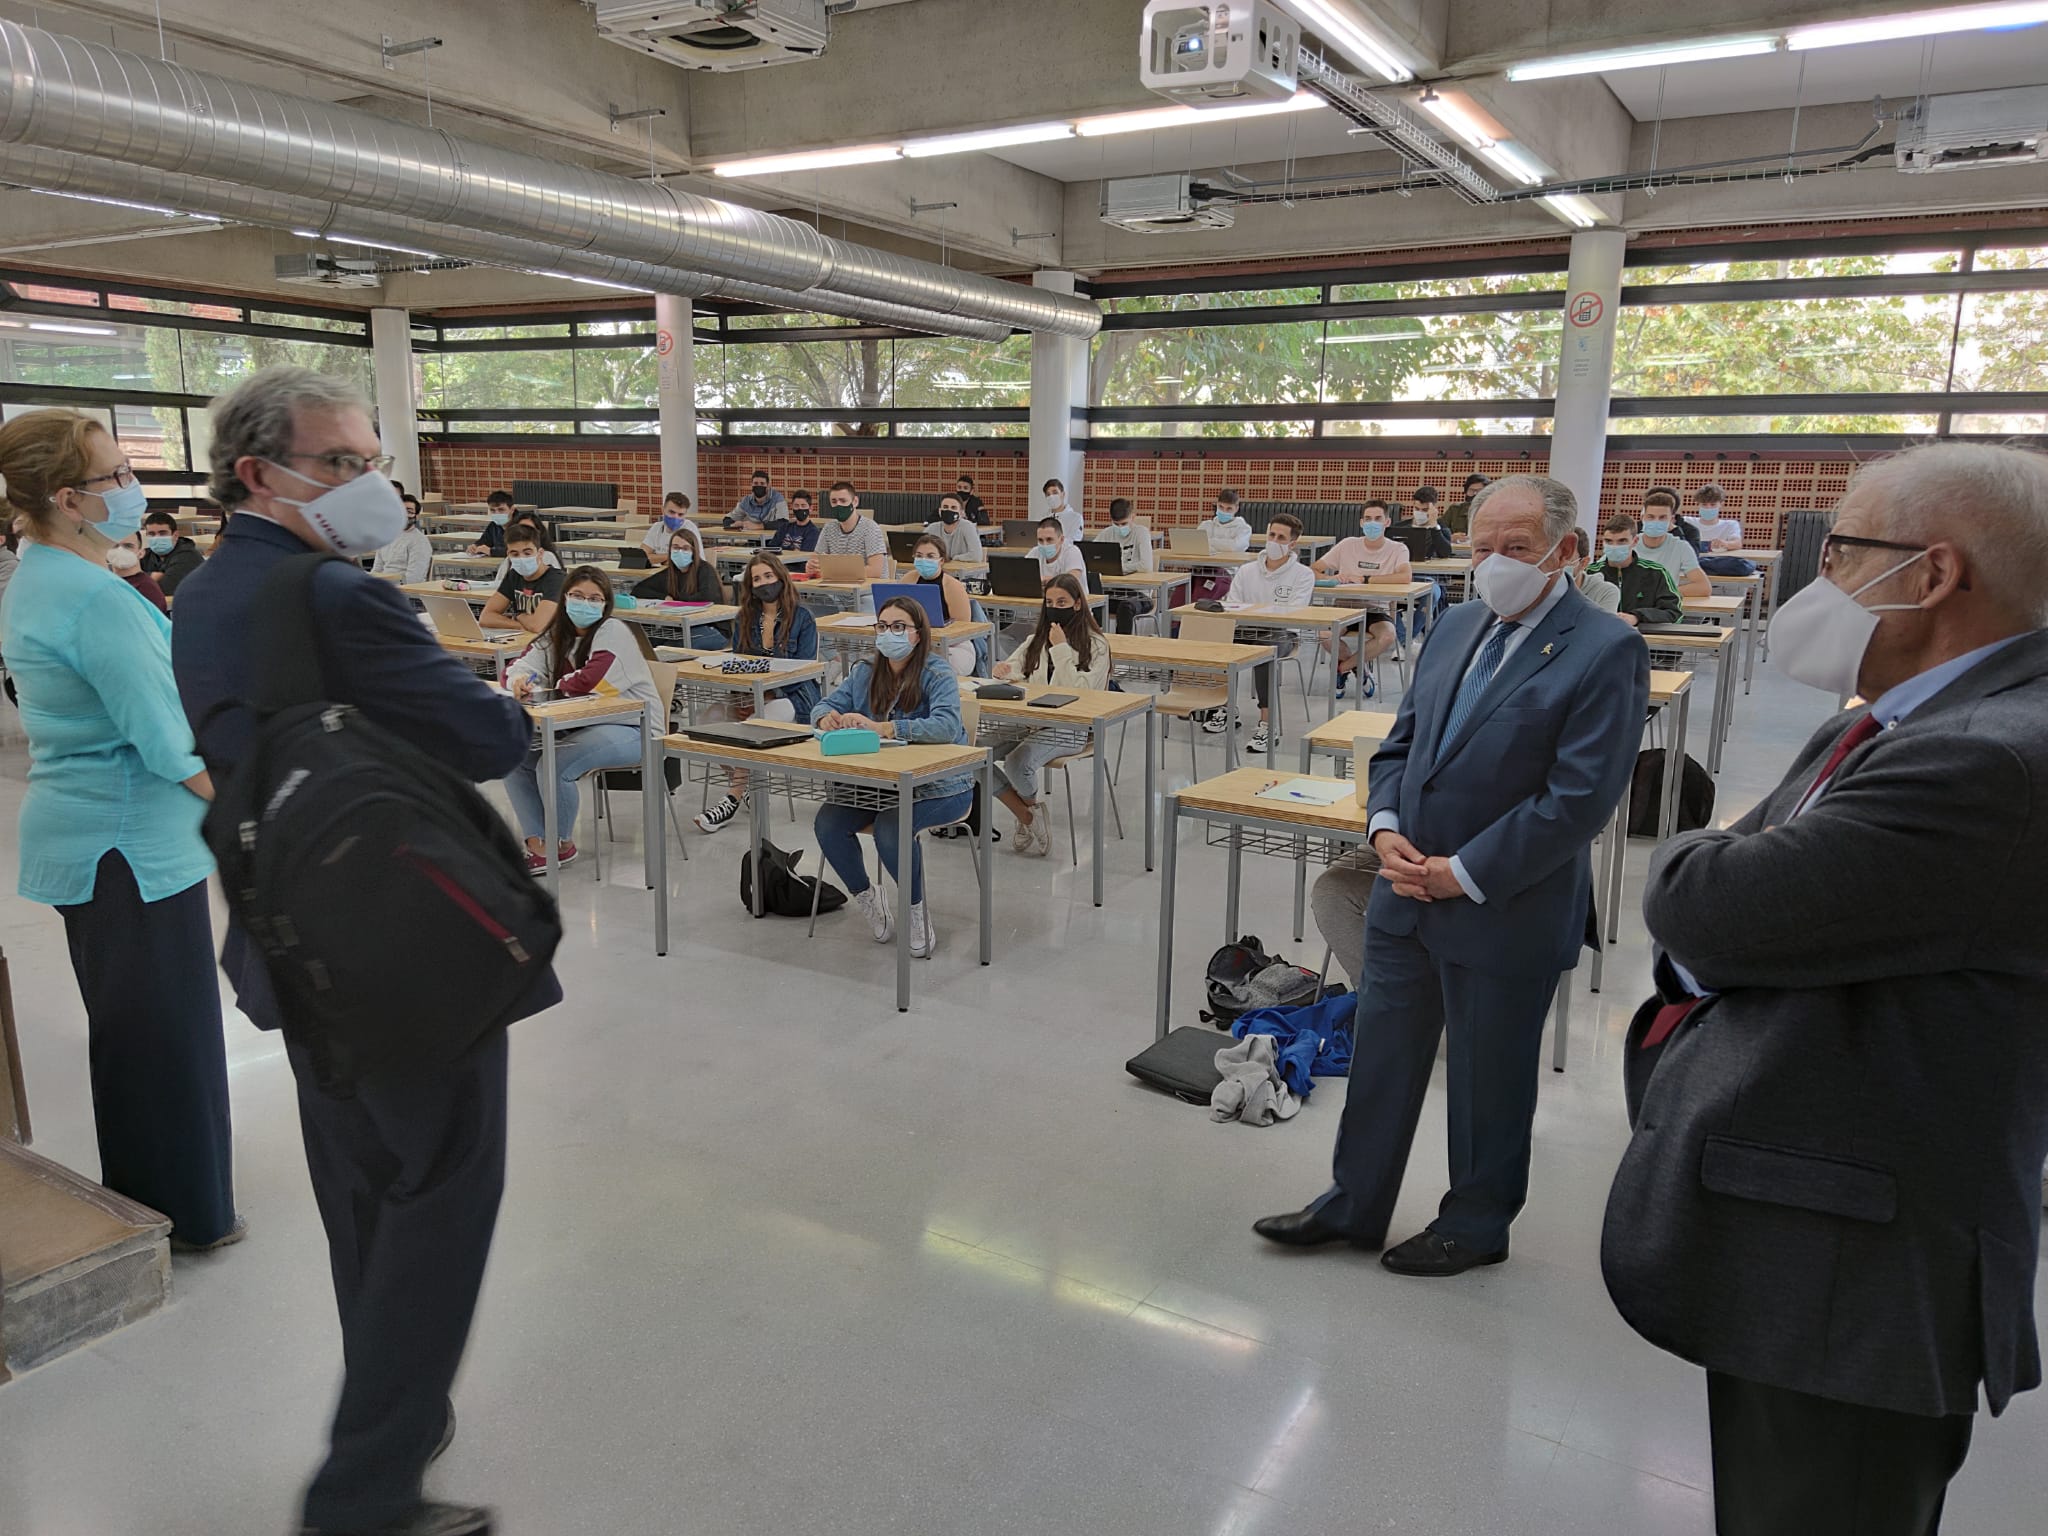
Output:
[1233, 991, 1355, 1099]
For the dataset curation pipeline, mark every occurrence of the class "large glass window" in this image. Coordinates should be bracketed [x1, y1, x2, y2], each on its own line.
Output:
[1947, 246, 2048, 395]
[1091, 321, 1325, 408]
[1610, 293, 1958, 401]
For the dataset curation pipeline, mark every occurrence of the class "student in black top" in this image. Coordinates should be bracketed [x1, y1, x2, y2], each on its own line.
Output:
[632, 522, 723, 605]
[954, 472, 989, 527]
[468, 489, 515, 557]
[1387, 499, 1454, 561]
[769, 489, 822, 555]
[480, 524, 563, 634]
[138, 508, 205, 595]
[1587, 511, 1684, 628]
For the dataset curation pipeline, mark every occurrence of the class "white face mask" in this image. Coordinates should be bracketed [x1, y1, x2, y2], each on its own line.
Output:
[1471, 537, 1564, 620]
[263, 460, 406, 556]
[1770, 550, 1927, 695]
[1265, 538, 1292, 562]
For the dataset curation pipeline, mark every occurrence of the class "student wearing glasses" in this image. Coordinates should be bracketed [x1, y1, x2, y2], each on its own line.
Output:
[810, 598, 972, 959]
[695, 553, 820, 836]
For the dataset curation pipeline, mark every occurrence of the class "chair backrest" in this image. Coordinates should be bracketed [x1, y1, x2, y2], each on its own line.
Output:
[959, 693, 981, 742]
[1178, 611, 1237, 646]
[1168, 525, 1207, 550]
[647, 660, 681, 728]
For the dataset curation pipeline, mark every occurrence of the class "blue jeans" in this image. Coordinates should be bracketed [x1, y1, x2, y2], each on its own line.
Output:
[814, 788, 975, 904]
[503, 722, 643, 842]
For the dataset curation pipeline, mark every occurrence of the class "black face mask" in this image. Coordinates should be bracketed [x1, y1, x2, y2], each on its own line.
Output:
[941, 508, 960, 525]
[792, 507, 811, 521]
[1050, 607, 1082, 630]
[751, 486, 769, 500]
[753, 581, 784, 604]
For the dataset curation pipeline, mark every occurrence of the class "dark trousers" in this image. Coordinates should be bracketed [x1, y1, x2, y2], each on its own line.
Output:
[1707, 1372, 1974, 1536]
[1314, 927, 1557, 1250]
[56, 850, 236, 1244]
[289, 1029, 508, 1531]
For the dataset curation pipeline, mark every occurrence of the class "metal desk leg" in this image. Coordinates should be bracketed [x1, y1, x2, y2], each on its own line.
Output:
[541, 717, 560, 896]
[979, 754, 993, 966]
[1742, 582, 1761, 695]
[1551, 971, 1572, 1073]
[1271, 655, 1285, 747]
[1224, 666, 1241, 770]
[645, 712, 669, 955]
[1662, 690, 1691, 840]
[1714, 644, 1736, 773]
[1761, 558, 1781, 663]
[1225, 828, 1243, 939]
[1328, 616, 1347, 722]
[1292, 836, 1308, 945]
[1298, 729, 1311, 773]
[1091, 726, 1108, 908]
[1143, 706, 1157, 872]
[895, 775, 914, 1012]
[1608, 767, 1631, 946]
[1155, 793, 1180, 1040]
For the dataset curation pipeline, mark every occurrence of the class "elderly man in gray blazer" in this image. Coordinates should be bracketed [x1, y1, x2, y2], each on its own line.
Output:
[1603, 442, 2048, 1536]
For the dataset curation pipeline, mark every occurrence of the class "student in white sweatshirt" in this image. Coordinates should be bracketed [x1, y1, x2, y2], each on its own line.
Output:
[1094, 497, 1156, 633]
[371, 494, 434, 585]
[1043, 478, 1084, 544]
[1206, 512, 1316, 755]
[502, 566, 660, 874]
[1192, 487, 1253, 601]
[988, 573, 1111, 856]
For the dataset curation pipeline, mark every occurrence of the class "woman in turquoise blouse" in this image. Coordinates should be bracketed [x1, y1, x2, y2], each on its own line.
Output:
[0, 409, 239, 1249]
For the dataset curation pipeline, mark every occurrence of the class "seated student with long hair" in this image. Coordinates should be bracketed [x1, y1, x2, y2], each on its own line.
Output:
[694, 552, 820, 835]
[503, 566, 660, 873]
[809, 598, 972, 959]
[633, 519, 730, 649]
[986, 572, 1109, 857]
[907, 530, 977, 675]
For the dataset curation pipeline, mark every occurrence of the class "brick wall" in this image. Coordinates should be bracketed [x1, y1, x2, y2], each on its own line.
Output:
[420, 439, 1846, 545]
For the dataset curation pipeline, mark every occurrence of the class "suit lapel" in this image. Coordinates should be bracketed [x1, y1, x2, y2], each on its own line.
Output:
[1429, 584, 1582, 779]
[1416, 605, 1493, 778]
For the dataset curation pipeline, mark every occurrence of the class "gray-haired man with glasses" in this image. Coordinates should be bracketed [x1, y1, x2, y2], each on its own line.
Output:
[172, 366, 551, 1536]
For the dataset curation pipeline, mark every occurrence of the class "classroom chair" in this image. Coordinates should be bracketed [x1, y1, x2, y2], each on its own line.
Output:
[1038, 742, 1125, 868]
[1149, 609, 1237, 783]
[593, 661, 689, 873]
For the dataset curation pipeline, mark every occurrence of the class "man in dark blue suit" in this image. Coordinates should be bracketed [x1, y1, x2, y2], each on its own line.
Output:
[1257, 475, 1648, 1275]
[174, 367, 551, 1536]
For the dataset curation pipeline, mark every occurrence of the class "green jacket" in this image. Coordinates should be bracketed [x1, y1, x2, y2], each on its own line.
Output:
[1588, 554, 1683, 626]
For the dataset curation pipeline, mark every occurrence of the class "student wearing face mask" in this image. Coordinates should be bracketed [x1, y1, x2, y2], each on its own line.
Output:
[0, 408, 240, 1258]
[1588, 513, 1683, 628]
[924, 492, 983, 563]
[810, 598, 972, 959]
[1315, 505, 1410, 698]
[372, 494, 434, 585]
[632, 521, 723, 607]
[1444, 474, 1488, 540]
[481, 525, 564, 635]
[909, 532, 978, 675]
[1637, 491, 1711, 603]
[490, 516, 562, 587]
[695, 553, 820, 835]
[1094, 497, 1157, 633]
[639, 491, 693, 567]
[1205, 513, 1317, 754]
[816, 480, 890, 578]
[503, 567, 660, 874]
[770, 489, 821, 555]
[987, 573, 1111, 857]
[727, 469, 788, 530]
[1043, 477, 1083, 543]
[1192, 488, 1253, 602]
[954, 473, 988, 527]
[467, 489, 515, 556]
[140, 508, 206, 594]
[108, 534, 171, 613]
[1569, 541, 1622, 615]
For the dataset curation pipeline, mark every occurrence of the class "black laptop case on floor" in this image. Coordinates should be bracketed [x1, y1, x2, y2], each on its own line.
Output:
[1126, 1027, 1227, 1105]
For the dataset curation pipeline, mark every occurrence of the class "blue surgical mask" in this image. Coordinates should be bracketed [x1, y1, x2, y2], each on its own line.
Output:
[663, 512, 685, 530]
[913, 556, 942, 579]
[1215, 507, 1234, 523]
[1107, 521, 1132, 538]
[88, 478, 149, 541]
[510, 555, 540, 578]
[875, 629, 916, 661]
[1641, 519, 1670, 539]
[490, 510, 511, 526]
[1604, 543, 1633, 565]
[145, 534, 177, 556]
[1360, 521, 1384, 541]
[564, 597, 605, 630]
[671, 548, 694, 570]
[1034, 544, 1058, 561]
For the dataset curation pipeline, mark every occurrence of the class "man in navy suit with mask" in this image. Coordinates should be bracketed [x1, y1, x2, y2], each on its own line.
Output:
[1255, 475, 1648, 1275]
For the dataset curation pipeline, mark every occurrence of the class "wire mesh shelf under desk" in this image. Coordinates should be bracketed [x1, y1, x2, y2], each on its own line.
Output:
[973, 719, 1094, 758]
[1199, 820, 1364, 864]
[677, 756, 912, 814]
[1110, 659, 1228, 690]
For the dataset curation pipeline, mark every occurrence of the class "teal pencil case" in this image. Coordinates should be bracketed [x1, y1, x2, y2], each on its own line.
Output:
[820, 728, 882, 756]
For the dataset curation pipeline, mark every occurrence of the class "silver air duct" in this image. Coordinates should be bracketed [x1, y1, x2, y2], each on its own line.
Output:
[0, 144, 1015, 341]
[0, 20, 1099, 339]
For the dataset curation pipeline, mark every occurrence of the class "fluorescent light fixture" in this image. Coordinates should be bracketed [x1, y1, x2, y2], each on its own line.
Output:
[290, 228, 323, 239]
[1508, 35, 1778, 81]
[327, 233, 443, 258]
[1789, 2, 2048, 49]
[713, 144, 903, 177]
[1415, 90, 1495, 151]
[30, 188, 191, 218]
[1076, 92, 1322, 137]
[903, 122, 1075, 158]
[1286, 0, 1417, 82]
[29, 321, 118, 335]
[532, 271, 647, 292]
[1478, 140, 1550, 185]
[1540, 193, 1606, 228]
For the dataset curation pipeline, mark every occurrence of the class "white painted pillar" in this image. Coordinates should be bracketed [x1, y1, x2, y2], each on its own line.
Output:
[1029, 271, 1089, 516]
[1550, 229, 1627, 545]
[655, 292, 698, 506]
[369, 306, 420, 495]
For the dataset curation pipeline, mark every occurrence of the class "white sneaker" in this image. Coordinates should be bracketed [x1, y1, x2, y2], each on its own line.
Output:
[853, 886, 894, 944]
[1008, 811, 1036, 853]
[909, 901, 936, 959]
[1246, 722, 1271, 755]
[695, 793, 744, 834]
[1021, 810, 1051, 858]
[1200, 707, 1230, 735]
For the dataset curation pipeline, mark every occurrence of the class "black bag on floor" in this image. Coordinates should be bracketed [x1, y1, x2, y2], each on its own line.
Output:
[739, 839, 847, 918]
[1627, 748, 1716, 838]
[1198, 934, 1323, 1028]
[1126, 1026, 1228, 1105]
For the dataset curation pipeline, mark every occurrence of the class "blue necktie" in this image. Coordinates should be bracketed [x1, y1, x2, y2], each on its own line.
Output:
[1441, 620, 1515, 748]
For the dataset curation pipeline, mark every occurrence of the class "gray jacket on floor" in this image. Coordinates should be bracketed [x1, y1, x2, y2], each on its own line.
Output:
[1602, 630, 2048, 1419]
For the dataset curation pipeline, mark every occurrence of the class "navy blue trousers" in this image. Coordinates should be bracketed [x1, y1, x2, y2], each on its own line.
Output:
[56, 850, 236, 1244]
[1314, 925, 1558, 1252]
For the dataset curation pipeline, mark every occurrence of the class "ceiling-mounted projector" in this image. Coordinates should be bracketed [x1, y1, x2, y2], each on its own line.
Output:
[1139, 0, 1300, 105]
[594, 0, 828, 73]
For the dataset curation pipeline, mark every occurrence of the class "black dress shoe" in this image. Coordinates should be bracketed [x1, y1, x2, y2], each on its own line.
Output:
[300, 1500, 494, 1536]
[1379, 1229, 1507, 1277]
[1252, 1207, 1380, 1250]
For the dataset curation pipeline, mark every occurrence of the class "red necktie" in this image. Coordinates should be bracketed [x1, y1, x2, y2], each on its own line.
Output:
[1643, 713, 1884, 1052]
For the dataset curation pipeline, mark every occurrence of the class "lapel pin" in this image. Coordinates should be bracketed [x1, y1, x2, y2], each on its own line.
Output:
[1541, 643, 1553, 655]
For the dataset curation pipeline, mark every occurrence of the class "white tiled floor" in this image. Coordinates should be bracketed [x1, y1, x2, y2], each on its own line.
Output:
[1, 648, 2044, 1536]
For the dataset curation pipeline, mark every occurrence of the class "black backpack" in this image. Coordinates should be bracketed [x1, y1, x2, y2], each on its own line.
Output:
[1198, 934, 1322, 1028]
[203, 555, 562, 1085]
[739, 839, 847, 918]
[1627, 748, 1717, 838]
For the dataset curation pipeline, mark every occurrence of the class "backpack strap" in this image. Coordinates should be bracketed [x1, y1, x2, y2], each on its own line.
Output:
[251, 552, 339, 713]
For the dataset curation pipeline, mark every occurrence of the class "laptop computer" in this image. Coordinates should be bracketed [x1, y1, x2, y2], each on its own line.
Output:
[680, 720, 814, 751]
[1002, 519, 1042, 549]
[885, 528, 927, 563]
[814, 553, 870, 583]
[422, 594, 520, 643]
[1168, 525, 1208, 551]
[987, 555, 1046, 599]
[1076, 541, 1128, 582]
[871, 582, 947, 627]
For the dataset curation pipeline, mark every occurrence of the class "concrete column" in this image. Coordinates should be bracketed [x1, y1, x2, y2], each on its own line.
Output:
[654, 292, 698, 505]
[1029, 271, 1089, 515]
[369, 307, 420, 495]
[1549, 229, 1627, 545]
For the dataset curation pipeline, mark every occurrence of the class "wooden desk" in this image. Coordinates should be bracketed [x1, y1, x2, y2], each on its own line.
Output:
[1705, 571, 1768, 694]
[615, 602, 738, 649]
[1108, 634, 1278, 774]
[1095, 569, 1194, 635]
[1297, 709, 1399, 774]
[816, 613, 993, 677]
[431, 553, 640, 589]
[661, 733, 993, 1012]
[1159, 549, 1258, 572]
[437, 633, 527, 684]
[1411, 555, 1474, 603]
[977, 592, 1114, 658]
[967, 681, 1157, 906]
[1167, 602, 1373, 727]
[1640, 627, 1736, 773]
[555, 536, 639, 560]
[664, 653, 827, 718]
[1321, 579, 1432, 690]
[1155, 769, 1371, 1037]
[525, 694, 668, 949]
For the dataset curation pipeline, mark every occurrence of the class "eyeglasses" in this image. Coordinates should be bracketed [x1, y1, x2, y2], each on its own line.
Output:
[284, 450, 395, 480]
[875, 621, 916, 636]
[1820, 532, 1925, 575]
[77, 465, 138, 490]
